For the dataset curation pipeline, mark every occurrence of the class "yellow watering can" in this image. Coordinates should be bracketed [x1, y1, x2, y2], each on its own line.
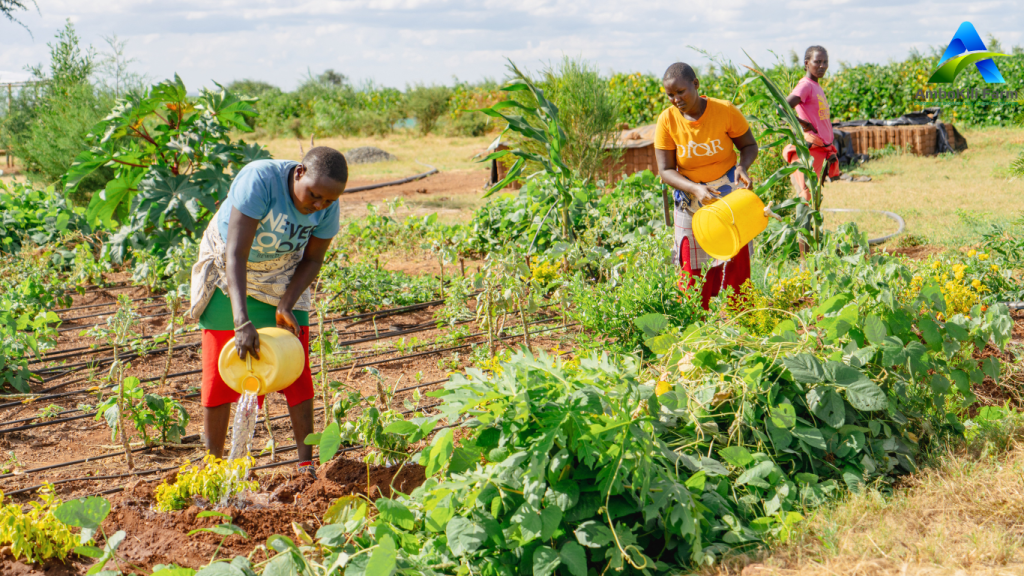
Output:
[218, 327, 304, 396]
[692, 189, 770, 261]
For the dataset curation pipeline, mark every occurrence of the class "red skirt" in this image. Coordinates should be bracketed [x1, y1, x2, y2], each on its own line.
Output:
[678, 237, 751, 310]
[201, 327, 315, 408]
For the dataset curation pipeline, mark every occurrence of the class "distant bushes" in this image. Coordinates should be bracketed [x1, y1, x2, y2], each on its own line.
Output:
[608, 51, 1024, 130]
[0, 21, 116, 201]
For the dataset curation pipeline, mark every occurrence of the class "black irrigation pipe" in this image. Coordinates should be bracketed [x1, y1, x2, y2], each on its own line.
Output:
[342, 166, 438, 194]
[33, 296, 443, 376]
[8, 401, 453, 498]
[61, 299, 173, 322]
[0, 317, 569, 479]
[2, 309, 556, 423]
[8, 338, 579, 493]
[821, 208, 906, 246]
[53, 294, 158, 314]
[57, 310, 176, 333]
[30, 309, 460, 394]
[35, 341, 201, 378]
[0, 316, 565, 431]
[30, 330, 202, 367]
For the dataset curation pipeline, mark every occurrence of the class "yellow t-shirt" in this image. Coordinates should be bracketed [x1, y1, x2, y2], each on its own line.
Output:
[653, 97, 750, 183]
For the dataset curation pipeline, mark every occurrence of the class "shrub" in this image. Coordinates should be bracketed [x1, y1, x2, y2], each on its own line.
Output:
[0, 484, 77, 564]
[64, 75, 269, 261]
[567, 231, 704, 354]
[2, 20, 113, 198]
[406, 84, 452, 135]
[155, 455, 258, 511]
[542, 57, 621, 182]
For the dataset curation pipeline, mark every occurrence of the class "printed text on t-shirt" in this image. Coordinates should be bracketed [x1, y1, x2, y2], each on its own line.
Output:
[677, 139, 724, 158]
[252, 209, 316, 257]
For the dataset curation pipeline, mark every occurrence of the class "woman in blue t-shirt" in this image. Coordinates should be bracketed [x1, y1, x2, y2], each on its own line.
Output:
[189, 147, 348, 476]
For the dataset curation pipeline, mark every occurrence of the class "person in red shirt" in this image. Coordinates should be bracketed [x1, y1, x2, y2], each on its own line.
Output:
[784, 46, 839, 201]
[654, 62, 759, 309]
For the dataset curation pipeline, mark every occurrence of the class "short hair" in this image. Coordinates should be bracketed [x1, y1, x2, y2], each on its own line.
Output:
[804, 46, 827, 61]
[663, 62, 698, 84]
[302, 146, 349, 184]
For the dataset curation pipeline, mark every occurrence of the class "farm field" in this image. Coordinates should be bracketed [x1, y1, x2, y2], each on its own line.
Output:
[1, 29, 1024, 576]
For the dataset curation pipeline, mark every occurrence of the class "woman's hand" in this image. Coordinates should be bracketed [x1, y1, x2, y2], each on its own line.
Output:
[735, 165, 752, 189]
[276, 307, 301, 337]
[234, 323, 260, 360]
[690, 184, 716, 205]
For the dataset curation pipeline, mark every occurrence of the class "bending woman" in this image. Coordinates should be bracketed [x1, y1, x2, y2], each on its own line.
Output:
[654, 62, 759, 309]
[189, 147, 348, 477]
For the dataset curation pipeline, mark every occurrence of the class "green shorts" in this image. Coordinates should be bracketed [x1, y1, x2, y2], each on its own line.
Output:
[198, 289, 310, 330]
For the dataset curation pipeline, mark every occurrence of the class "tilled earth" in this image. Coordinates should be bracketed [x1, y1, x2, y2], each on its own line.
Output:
[0, 267, 576, 574]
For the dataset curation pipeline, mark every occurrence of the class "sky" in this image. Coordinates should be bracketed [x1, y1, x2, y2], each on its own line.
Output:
[0, 0, 1021, 91]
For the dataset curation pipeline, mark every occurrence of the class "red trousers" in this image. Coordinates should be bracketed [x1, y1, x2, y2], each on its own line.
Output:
[678, 237, 751, 310]
[201, 327, 315, 408]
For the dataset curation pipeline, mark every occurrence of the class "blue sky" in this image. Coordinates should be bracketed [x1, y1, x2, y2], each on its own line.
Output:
[0, 0, 1020, 90]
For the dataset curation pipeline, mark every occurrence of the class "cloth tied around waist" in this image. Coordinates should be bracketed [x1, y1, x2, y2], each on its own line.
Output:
[673, 166, 741, 270]
[188, 224, 312, 322]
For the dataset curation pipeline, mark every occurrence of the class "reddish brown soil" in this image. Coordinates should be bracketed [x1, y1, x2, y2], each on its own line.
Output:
[341, 169, 489, 206]
[92, 459, 426, 572]
[874, 243, 945, 260]
[0, 263, 574, 573]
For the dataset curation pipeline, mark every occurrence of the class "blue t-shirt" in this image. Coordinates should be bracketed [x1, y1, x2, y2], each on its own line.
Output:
[215, 160, 340, 263]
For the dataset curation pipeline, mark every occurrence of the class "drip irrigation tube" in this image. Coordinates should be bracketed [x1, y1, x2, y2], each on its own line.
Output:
[342, 165, 438, 194]
[0, 322, 575, 486]
[821, 208, 906, 245]
[0, 318, 566, 431]
[7, 402, 452, 497]
[53, 294, 159, 314]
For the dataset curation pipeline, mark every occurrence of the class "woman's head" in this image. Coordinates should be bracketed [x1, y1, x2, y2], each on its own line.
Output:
[663, 62, 701, 114]
[804, 46, 828, 79]
[291, 146, 348, 215]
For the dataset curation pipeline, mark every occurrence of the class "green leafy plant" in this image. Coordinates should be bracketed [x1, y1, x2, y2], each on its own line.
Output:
[0, 484, 77, 564]
[0, 279, 61, 393]
[188, 510, 248, 563]
[155, 455, 258, 511]
[479, 60, 579, 245]
[95, 376, 190, 445]
[0, 181, 88, 254]
[55, 495, 126, 575]
[84, 294, 142, 467]
[64, 74, 270, 260]
[36, 403, 63, 420]
[566, 231, 704, 354]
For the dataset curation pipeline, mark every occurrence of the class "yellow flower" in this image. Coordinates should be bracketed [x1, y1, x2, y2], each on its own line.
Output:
[968, 249, 977, 257]
[978, 253, 989, 261]
[991, 264, 999, 272]
[972, 279, 982, 290]
[930, 261, 941, 270]
[954, 271, 964, 281]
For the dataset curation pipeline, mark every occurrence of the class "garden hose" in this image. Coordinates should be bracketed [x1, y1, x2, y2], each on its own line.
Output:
[343, 161, 438, 194]
[820, 208, 906, 245]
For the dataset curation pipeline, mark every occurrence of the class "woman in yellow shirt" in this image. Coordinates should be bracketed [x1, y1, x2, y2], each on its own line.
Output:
[654, 62, 759, 309]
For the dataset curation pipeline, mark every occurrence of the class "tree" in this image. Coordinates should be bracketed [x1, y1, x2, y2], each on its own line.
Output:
[1, 0, 37, 35]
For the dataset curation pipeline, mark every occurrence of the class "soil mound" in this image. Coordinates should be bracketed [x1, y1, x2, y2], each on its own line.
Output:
[344, 146, 397, 164]
[90, 457, 426, 572]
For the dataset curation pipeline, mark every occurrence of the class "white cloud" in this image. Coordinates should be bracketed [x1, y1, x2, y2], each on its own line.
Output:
[0, 0, 1018, 91]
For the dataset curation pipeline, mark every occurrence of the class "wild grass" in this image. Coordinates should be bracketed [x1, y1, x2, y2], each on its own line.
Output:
[251, 132, 493, 181]
[704, 411, 1024, 576]
[821, 126, 1024, 246]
